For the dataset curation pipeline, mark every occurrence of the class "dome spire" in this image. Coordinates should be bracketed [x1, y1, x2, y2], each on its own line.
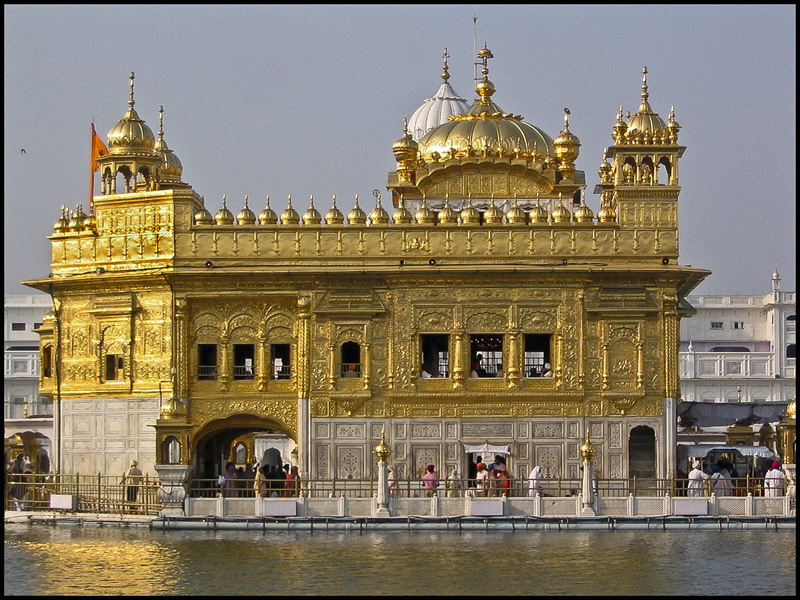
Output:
[641, 66, 649, 103]
[129, 72, 136, 109]
[475, 43, 496, 104]
[441, 47, 450, 82]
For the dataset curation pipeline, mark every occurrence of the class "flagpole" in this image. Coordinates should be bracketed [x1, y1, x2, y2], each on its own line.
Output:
[90, 123, 95, 214]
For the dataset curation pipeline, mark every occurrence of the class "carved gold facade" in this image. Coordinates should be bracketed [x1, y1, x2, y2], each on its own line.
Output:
[26, 58, 709, 481]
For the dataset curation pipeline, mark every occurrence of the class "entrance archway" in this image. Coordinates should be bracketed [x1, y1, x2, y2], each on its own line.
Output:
[192, 415, 296, 482]
[628, 425, 656, 480]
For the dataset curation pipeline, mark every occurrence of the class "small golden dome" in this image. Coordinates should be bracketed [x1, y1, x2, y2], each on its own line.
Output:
[154, 107, 183, 182]
[574, 193, 594, 224]
[347, 195, 367, 225]
[460, 196, 481, 225]
[506, 197, 527, 225]
[624, 68, 667, 142]
[551, 195, 571, 223]
[415, 198, 435, 225]
[438, 196, 459, 225]
[612, 105, 628, 143]
[258, 196, 278, 225]
[214, 196, 234, 225]
[53, 205, 70, 233]
[106, 73, 156, 155]
[597, 200, 617, 223]
[392, 116, 419, 163]
[667, 106, 681, 143]
[553, 109, 581, 163]
[325, 195, 345, 225]
[787, 397, 796, 420]
[483, 196, 504, 224]
[529, 197, 549, 224]
[368, 193, 390, 225]
[280, 196, 300, 225]
[598, 157, 613, 183]
[82, 211, 97, 232]
[302, 196, 322, 225]
[236, 195, 256, 225]
[392, 196, 413, 224]
[68, 204, 88, 231]
[194, 198, 214, 225]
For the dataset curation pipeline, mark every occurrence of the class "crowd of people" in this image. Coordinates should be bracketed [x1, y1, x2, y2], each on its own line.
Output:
[686, 458, 786, 497]
[219, 461, 302, 498]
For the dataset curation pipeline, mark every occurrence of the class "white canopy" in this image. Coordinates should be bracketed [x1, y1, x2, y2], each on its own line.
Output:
[463, 442, 511, 456]
[676, 444, 775, 460]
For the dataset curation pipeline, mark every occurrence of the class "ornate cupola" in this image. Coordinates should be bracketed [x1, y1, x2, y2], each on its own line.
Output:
[97, 72, 161, 194]
[459, 195, 481, 225]
[214, 195, 235, 225]
[236, 195, 256, 225]
[553, 108, 581, 183]
[194, 197, 214, 225]
[573, 191, 595, 224]
[325, 195, 345, 225]
[302, 195, 322, 225]
[153, 105, 185, 187]
[347, 195, 367, 225]
[437, 195, 459, 225]
[483, 196, 504, 225]
[280, 195, 300, 225]
[505, 196, 527, 225]
[368, 192, 390, 225]
[258, 196, 278, 225]
[529, 195, 549, 224]
[392, 195, 413, 224]
[551, 193, 572, 224]
[392, 115, 419, 186]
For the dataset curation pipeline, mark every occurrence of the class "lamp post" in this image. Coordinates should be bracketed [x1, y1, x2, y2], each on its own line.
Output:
[580, 428, 597, 516]
[374, 427, 392, 516]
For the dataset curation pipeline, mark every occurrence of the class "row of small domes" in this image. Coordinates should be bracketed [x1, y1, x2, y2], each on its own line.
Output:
[195, 195, 617, 227]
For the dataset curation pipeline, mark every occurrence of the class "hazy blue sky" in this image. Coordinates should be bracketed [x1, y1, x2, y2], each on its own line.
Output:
[4, 4, 796, 296]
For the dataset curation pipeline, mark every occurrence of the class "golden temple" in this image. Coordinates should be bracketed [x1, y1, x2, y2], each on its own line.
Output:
[24, 49, 711, 485]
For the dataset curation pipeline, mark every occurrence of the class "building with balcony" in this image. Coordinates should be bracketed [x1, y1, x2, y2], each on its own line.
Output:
[4, 294, 54, 472]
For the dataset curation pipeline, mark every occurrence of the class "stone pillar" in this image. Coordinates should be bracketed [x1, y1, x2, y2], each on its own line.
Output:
[155, 464, 191, 516]
[373, 427, 392, 517]
[580, 428, 596, 516]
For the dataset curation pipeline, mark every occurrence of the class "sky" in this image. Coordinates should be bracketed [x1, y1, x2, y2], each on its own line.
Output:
[4, 4, 796, 297]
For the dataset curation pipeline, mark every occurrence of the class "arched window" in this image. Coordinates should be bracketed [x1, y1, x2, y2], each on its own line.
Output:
[162, 436, 181, 464]
[787, 344, 796, 359]
[340, 341, 361, 377]
[42, 345, 52, 378]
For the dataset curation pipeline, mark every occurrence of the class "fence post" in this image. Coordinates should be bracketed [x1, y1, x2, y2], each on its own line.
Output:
[97, 472, 102, 513]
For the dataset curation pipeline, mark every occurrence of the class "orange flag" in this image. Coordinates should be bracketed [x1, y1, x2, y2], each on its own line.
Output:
[91, 123, 108, 173]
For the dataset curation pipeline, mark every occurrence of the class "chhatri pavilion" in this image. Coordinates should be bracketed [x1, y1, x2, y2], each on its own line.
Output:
[25, 47, 710, 485]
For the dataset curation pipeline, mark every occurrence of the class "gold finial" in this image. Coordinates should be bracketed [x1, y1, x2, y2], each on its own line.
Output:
[287, 194, 293, 208]
[158, 105, 164, 140]
[354, 193, 359, 207]
[331, 194, 337, 208]
[309, 194, 314, 207]
[221, 194, 227, 209]
[402, 114, 408, 135]
[265, 195, 270, 207]
[374, 426, 392, 462]
[563, 107, 571, 131]
[441, 48, 451, 81]
[129, 72, 136, 108]
[580, 428, 596, 461]
[617, 105, 625, 122]
[641, 66, 649, 102]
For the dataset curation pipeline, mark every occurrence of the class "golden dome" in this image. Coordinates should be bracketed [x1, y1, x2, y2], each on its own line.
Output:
[392, 116, 419, 163]
[194, 197, 213, 225]
[258, 196, 278, 225]
[597, 200, 617, 223]
[415, 198, 435, 225]
[368, 195, 390, 225]
[302, 196, 322, 225]
[68, 204, 88, 231]
[553, 109, 581, 163]
[347, 195, 367, 225]
[483, 196, 504, 224]
[236, 195, 256, 225]
[460, 196, 481, 225]
[214, 195, 234, 225]
[574, 193, 594, 224]
[598, 156, 613, 183]
[666, 106, 681, 143]
[551, 195, 571, 223]
[82, 211, 97, 232]
[529, 197, 549, 224]
[392, 197, 413, 224]
[53, 205, 69, 233]
[154, 106, 183, 182]
[624, 67, 667, 142]
[106, 73, 156, 155]
[787, 398, 796, 420]
[438, 196, 459, 225]
[415, 46, 555, 164]
[280, 196, 300, 225]
[325, 195, 345, 225]
[505, 197, 527, 225]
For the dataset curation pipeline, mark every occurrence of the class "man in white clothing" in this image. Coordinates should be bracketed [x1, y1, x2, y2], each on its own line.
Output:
[764, 461, 785, 497]
[526, 465, 542, 497]
[687, 460, 709, 497]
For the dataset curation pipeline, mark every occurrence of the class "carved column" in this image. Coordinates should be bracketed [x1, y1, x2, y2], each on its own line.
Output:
[663, 294, 679, 398]
[297, 296, 312, 478]
[507, 328, 520, 387]
[175, 298, 189, 402]
[577, 291, 585, 387]
[374, 428, 392, 517]
[257, 332, 268, 392]
[452, 330, 466, 388]
[580, 429, 597, 516]
[218, 334, 230, 390]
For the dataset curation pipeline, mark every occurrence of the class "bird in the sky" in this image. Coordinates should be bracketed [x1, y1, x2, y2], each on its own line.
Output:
[20, 148, 26, 154]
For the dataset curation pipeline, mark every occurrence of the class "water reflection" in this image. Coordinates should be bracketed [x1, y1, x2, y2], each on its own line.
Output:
[4, 525, 796, 596]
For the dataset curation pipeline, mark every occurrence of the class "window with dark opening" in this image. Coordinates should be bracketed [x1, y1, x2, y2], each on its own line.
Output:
[11, 323, 26, 331]
[787, 344, 797, 359]
[42, 346, 52, 378]
[340, 341, 361, 377]
[272, 343, 291, 379]
[420, 334, 449, 378]
[233, 344, 255, 380]
[470, 334, 504, 377]
[197, 344, 218, 380]
[524, 334, 552, 377]
[105, 354, 124, 381]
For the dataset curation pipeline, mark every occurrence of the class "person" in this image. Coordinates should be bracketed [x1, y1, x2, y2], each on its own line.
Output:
[495, 363, 504, 378]
[122, 459, 144, 503]
[254, 463, 269, 498]
[496, 468, 512, 496]
[710, 463, 732, 496]
[489, 455, 507, 474]
[387, 466, 398, 497]
[764, 461, 785, 497]
[540, 363, 553, 377]
[286, 465, 301, 497]
[475, 462, 490, 497]
[223, 461, 238, 497]
[421, 464, 440, 497]
[472, 354, 487, 377]
[446, 467, 462, 497]
[687, 460, 709, 497]
[420, 364, 433, 378]
[527, 465, 542, 497]
[243, 462, 256, 497]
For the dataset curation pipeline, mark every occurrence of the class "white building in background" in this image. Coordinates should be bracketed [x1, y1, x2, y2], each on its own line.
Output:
[679, 271, 795, 409]
[4, 294, 54, 471]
